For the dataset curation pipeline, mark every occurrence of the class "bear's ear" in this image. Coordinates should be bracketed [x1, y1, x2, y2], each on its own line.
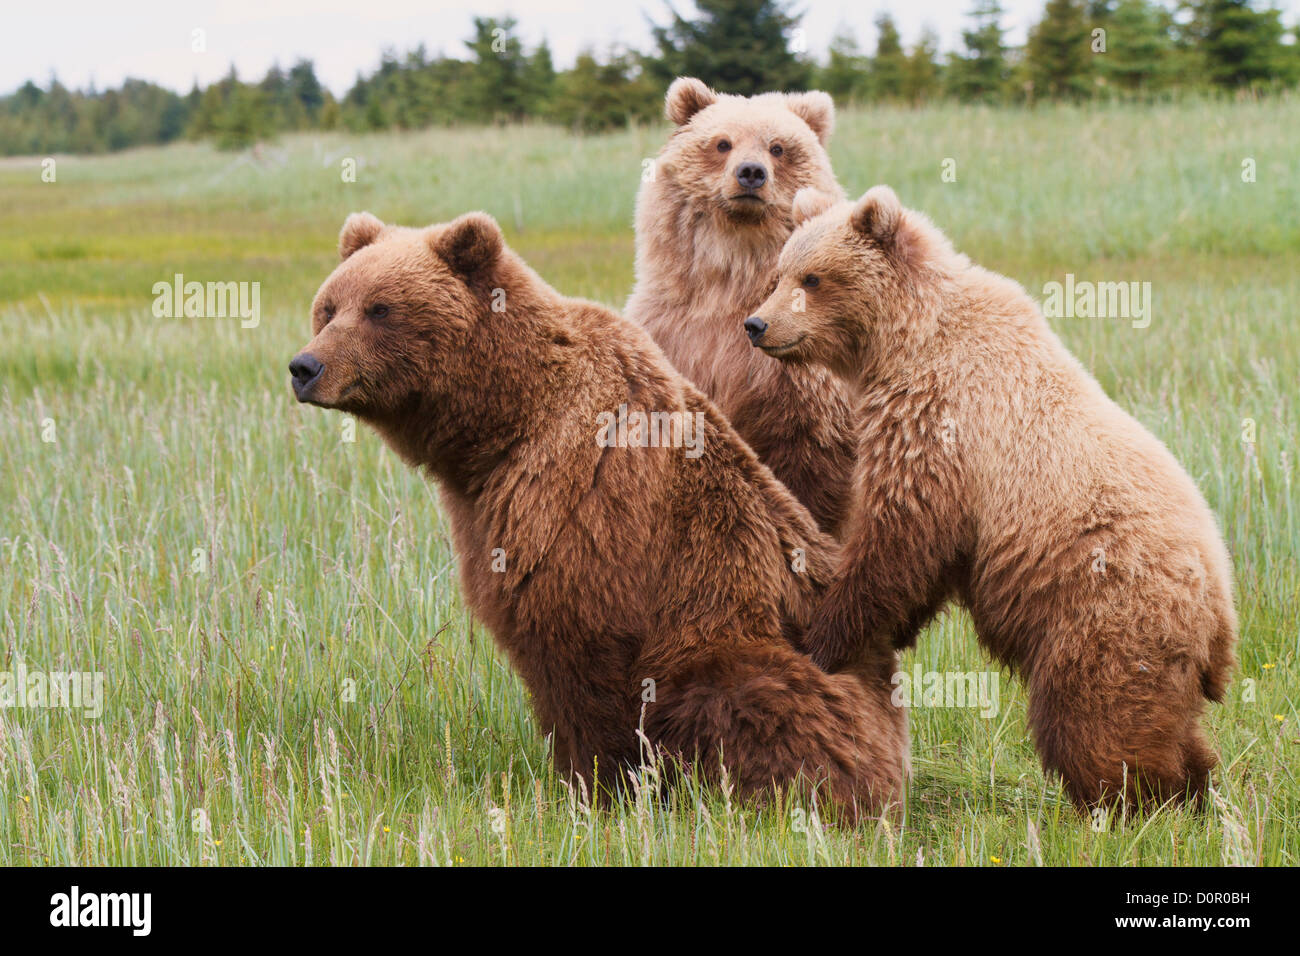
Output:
[850, 185, 904, 246]
[785, 90, 835, 146]
[665, 77, 718, 126]
[432, 212, 504, 277]
[339, 212, 385, 260]
[792, 188, 837, 226]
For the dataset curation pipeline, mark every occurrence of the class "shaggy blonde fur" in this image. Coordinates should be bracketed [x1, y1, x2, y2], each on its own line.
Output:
[750, 185, 1238, 809]
[625, 78, 858, 535]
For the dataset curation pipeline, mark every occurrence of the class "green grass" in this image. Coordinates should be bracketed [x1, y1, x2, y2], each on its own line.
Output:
[1, 99, 1297, 865]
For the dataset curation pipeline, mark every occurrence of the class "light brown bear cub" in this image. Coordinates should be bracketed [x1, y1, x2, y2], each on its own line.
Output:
[290, 210, 908, 819]
[748, 185, 1237, 809]
[626, 78, 858, 536]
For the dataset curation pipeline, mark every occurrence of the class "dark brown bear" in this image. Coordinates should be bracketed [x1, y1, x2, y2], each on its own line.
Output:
[289, 210, 908, 819]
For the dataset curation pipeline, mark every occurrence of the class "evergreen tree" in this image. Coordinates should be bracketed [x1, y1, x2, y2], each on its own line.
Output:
[648, 0, 810, 94]
[363, 93, 388, 130]
[187, 66, 237, 140]
[1026, 0, 1094, 99]
[318, 95, 341, 131]
[288, 60, 325, 124]
[259, 63, 303, 129]
[1087, 0, 1118, 24]
[551, 48, 660, 131]
[210, 68, 272, 149]
[871, 14, 908, 100]
[465, 16, 530, 121]
[902, 27, 944, 104]
[819, 26, 870, 103]
[947, 0, 1011, 102]
[157, 87, 189, 141]
[1192, 0, 1291, 87]
[1098, 0, 1176, 92]
[524, 40, 558, 118]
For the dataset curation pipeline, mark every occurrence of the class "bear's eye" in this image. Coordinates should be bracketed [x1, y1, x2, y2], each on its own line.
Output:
[770, 144, 784, 158]
[368, 304, 390, 319]
[321, 303, 336, 322]
[717, 139, 731, 153]
[802, 275, 820, 288]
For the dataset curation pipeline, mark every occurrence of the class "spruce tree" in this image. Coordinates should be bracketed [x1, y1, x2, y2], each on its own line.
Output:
[948, 0, 1011, 102]
[1026, 0, 1095, 99]
[648, 0, 810, 94]
[871, 14, 908, 100]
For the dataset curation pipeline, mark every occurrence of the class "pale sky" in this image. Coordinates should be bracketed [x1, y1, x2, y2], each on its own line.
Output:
[4, 0, 1297, 97]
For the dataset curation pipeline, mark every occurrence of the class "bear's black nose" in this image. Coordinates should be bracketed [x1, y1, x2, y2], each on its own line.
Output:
[736, 162, 767, 190]
[743, 316, 768, 344]
[289, 353, 324, 392]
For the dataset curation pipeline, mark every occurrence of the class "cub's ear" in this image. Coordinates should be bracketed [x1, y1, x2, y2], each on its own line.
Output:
[665, 77, 718, 126]
[785, 90, 835, 146]
[432, 212, 504, 277]
[792, 188, 837, 226]
[850, 185, 904, 246]
[339, 212, 385, 260]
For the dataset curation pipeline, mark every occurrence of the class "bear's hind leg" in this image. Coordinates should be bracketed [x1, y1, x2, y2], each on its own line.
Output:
[643, 645, 908, 822]
[1025, 647, 1217, 812]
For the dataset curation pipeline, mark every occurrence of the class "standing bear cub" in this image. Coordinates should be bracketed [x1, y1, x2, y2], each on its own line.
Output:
[626, 78, 858, 536]
[290, 210, 908, 818]
[748, 185, 1237, 809]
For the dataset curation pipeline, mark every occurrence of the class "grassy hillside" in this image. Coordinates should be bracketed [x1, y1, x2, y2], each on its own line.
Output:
[1, 98, 1297, 865]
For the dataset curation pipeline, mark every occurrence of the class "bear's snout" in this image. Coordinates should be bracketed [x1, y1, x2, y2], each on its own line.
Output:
[735, 162, 767, 191]
[289, 353, 325, 399]
[743, 316, 768, 344]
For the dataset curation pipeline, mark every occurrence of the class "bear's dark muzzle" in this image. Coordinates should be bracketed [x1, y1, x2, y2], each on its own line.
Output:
[289, 353, 325, 398]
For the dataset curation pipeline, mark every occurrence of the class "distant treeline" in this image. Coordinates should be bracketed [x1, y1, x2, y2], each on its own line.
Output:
[4, 0, 1298, 155]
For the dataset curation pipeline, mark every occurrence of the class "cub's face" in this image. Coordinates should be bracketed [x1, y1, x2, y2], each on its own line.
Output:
[747, 186, 910, 381]
[290, 212, 501, 419]
[658, 77, 838, 229]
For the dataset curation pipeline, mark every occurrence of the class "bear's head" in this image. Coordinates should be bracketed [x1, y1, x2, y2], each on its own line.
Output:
[745, 185, 954, 382]
[290, 210, 535, 481]
[654, 76, 840, 236]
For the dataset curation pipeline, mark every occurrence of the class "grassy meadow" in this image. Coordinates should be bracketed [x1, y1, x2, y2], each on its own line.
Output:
[1, 98, 1297, 865]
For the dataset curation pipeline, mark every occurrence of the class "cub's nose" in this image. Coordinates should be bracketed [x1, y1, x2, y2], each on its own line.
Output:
[289, 353, 324, 394]
[743, 316, 768, 344]
[736, 162, 767, 190]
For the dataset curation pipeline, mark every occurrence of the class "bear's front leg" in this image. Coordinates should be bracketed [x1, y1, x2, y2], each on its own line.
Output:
[801, 559, 896, 672]
[803, 490, 966, 673]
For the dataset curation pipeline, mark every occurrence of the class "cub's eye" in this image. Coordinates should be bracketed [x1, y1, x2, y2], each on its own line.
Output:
[802, 275, 820, 288]
[322, 304, 336, 321]
[368, 304, 390, 319]
[770, 144, 784, 158]
[717, 139, 731, 153]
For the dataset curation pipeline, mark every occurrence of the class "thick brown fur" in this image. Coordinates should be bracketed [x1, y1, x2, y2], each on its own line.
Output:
[751, 185, 1238, 811]
[625, 77, 858, 536]
[290, 211, 909, 819]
